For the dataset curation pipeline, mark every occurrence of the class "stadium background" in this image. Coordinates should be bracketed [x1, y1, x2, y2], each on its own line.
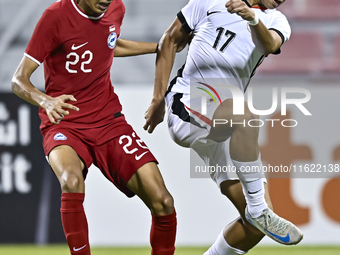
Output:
[0, 0, 340, 250]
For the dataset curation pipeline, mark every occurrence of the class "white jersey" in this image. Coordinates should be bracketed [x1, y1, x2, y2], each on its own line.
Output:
[170, 0, 291, 94]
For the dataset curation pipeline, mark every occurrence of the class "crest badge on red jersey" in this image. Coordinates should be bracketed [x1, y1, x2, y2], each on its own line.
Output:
[107, 32, 117, 49]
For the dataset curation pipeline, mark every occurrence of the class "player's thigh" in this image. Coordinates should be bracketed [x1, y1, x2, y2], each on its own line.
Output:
[220, 180, 273, 220]
[48, 145, 85, 185]
[127, 162, 174, 215]
[207, 99, 257, 142]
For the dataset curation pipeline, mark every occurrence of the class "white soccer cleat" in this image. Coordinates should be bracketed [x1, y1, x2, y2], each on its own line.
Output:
[245, 206, 303, 245]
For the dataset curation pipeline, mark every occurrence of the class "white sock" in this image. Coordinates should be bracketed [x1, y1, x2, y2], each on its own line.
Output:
[232, 154, 268, 218]
[204, 230, 247, 255]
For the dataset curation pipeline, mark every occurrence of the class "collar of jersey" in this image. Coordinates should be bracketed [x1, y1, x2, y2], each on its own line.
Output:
[252, 6, 268, 10]
[242, 0, 268, 10]
[71, 0, 105, 20]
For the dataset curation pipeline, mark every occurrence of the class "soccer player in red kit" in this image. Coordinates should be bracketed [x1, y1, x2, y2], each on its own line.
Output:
[11, 0, 177, 254]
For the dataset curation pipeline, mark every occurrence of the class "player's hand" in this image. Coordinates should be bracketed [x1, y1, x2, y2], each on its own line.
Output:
[42, 94, 79, 124]
[225, 0, 255, 21]
[143, 98, 165, 133]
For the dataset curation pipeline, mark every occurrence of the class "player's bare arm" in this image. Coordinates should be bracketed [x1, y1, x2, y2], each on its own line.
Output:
[114, 37, 189, 58]
[11, 56, 79, 125]
[114, 39, 158, 57]
[143, 17, 190, 133]
[226, 0, 283, 55]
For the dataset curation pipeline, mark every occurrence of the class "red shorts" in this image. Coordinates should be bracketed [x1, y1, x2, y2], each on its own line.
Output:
[41, 115, 157, 197]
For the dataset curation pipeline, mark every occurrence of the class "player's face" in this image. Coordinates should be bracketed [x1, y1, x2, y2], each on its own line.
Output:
[77, 0, 113, 16]
[260, 0, 286, 9]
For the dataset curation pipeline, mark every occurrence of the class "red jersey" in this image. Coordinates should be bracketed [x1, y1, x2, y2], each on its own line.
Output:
[25, 0, 125, 130]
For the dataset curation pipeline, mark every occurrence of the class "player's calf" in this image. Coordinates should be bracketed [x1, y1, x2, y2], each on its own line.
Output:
[150, 210, 177, 255]
[148, 190, 177, 254]
[61, 193, 90, 255]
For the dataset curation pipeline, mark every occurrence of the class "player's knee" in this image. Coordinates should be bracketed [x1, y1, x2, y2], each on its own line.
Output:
[231, 109, 259, 136]
[151, 193, 174, 215]
[60, 172, 84, 193]
[233, 107, 258, 124]
[162, 194, 174, 210]
[247, 110, 258, 123]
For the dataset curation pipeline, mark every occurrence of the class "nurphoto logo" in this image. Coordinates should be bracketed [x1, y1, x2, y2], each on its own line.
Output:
[195, 82, 312, 128]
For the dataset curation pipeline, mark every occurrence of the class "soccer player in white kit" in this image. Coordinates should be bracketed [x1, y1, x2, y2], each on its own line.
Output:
[144, 0, 303, 254]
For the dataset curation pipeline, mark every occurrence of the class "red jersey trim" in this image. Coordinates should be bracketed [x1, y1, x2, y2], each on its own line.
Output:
[242, 0, 268, 10]
[70, 0, 105, 20]
[252, 6, 268, 10]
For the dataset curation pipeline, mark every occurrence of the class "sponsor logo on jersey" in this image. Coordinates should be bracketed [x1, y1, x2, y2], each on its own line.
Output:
[54, 133, 67, 141]
[71, 42, 88, 51]
[207, 10, 221, 16]
[107, 32, 117, 49]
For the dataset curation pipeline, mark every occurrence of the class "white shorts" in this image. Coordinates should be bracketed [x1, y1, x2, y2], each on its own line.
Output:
[165, 91, 240, 187]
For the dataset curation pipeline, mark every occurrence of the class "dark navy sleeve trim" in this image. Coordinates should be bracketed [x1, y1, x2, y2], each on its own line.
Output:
[269, 28, 285, 45]
[241, 0, 252, 8]
[269, 28, 285, 55]
[177, 11, 193, 34]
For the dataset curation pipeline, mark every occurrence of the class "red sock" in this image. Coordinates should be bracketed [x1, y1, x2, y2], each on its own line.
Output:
[61, 193, 91, 255]
[150, 210, 177, 255]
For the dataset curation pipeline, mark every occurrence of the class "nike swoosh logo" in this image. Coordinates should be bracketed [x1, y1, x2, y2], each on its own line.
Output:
[264, 229, 290, 243]
[207, 10, 221, 16]
[73, 244, 87, 252]
[71, 42, 88, 51]
[135, 151, 149, 161]
[248, 189, 261, 195]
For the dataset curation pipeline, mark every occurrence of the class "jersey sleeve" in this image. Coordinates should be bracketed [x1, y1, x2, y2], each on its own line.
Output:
[25, 9, 61, 65]
[177, 0, 208, 34]
[263, 10, 291, 55]
[117, 0, 125, 38]
[268, 11, 291, 45]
